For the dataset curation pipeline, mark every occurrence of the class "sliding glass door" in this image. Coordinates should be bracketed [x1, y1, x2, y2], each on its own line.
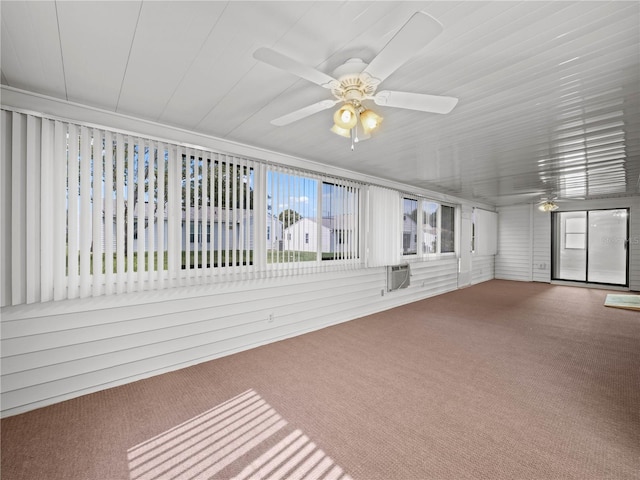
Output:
[552, 209, 628, 286]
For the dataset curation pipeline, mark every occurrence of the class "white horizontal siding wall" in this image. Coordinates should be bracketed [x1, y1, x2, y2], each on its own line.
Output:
[471, 255, 495, 285]
[496, 205, 532, 281]
[1, 259, 459, 417]
[532, 209, 551, 283]
[400, 257, 460, 303]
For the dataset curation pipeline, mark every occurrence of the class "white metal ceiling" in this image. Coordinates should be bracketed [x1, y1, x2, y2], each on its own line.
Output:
[2, 1, 639, 206]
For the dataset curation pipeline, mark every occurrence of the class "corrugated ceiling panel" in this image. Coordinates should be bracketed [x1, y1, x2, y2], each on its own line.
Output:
[56, 1, 141, 109]
[1, 1, 637, 204]
[116, 1, 228, 120]
[0, 1, 65, 98]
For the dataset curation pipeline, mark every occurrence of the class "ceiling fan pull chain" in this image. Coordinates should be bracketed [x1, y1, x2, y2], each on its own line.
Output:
[351, 121, 360, 151]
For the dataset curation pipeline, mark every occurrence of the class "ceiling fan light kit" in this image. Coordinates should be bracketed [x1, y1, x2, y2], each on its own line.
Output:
[330, 123, 351, 138]
[331, 101, 383, 145]
[539, 200, 560, 212]
[333, 103, 358, 129]
[359, 109, 383, 135]
[253, 11, 458, 150]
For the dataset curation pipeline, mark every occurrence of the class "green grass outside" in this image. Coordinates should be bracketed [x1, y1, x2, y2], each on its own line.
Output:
[70, 249, 344, 274]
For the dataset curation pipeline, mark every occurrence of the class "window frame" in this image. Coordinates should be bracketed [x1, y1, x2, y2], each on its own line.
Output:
[403, 197, 457, 259]
[402, 197, 419, 256]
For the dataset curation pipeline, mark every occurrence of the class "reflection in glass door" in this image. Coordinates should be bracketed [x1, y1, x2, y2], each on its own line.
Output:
[552, 209, 628, 286]
[554, 211, 587, 281]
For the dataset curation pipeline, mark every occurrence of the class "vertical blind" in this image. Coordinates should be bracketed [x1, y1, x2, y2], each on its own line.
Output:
[1, 111, 263, 304]
[265, 164, 362, 276]
[367, 185, 402, 267]
[1, 110, 367, 306]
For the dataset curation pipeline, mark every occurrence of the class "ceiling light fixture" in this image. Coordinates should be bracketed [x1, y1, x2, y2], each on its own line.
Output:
[333, 103, 358, 129]
[538, 200, 559, 212]
[330, 123, 351, 138]
[330, 101, 383, 149]
[359, 109, 383, 135]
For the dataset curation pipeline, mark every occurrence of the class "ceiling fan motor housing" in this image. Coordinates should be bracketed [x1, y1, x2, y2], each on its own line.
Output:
[331, 58, 378, 104]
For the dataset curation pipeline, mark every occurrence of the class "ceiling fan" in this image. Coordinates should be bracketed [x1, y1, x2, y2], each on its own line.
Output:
[537, 197, 560, 212]
[537, 193, 589, 212]
[253, 11, 458, 148]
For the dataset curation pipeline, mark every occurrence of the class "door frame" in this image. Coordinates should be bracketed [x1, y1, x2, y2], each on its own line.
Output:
[551, 208, 629, 287]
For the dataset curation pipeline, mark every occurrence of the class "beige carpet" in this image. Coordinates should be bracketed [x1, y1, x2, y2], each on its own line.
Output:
[2, 280, 639, 480]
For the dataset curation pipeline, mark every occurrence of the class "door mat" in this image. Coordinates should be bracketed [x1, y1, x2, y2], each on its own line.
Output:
[604, 294, 640, 311]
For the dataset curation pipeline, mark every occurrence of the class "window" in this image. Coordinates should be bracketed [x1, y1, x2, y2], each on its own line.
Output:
[422, 201, 439, 254]
[415, 199, 456, 257]
[322, 182, 360, 261]
[403, 198, 418, 255]
[182, 154, 254, 269]
[266, 170, 361, 267]
[267, 170, 317, 264]
[15, 115, 260, 301]
[441, 205, 455, 253]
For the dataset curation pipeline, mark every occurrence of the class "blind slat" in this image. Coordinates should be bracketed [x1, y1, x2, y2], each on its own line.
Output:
[79, 126, 92, 298]
[156, 143, 166, 288]
[224, 156, 230, 274]
[147, 141, 157, 290]
[91, 128, 104, 297]
[67, 124, 80, 299]
[126, 136, 135, 292]
[53, 121, 67, 301]
[136, 138, 145, 290]
[40, 119, 54, 302]
[201, 152, 209, 277]
[207, 153, 214, 277]
[167, 146, 180, 284]
[115, 133, 126, 293]
[11, 113, 26, 305]
[104, 131, 114, 295]
[193, 150, 201, 279]
[25, 116, 41, 303]
[184, 148, 192, 279]
[216, 154, 222, 276]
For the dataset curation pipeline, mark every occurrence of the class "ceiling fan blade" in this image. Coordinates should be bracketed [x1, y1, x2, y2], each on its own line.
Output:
[271, 99, 339, 126]
[253, 47, 338, 89]
[361, 11, 443, 84]
[373, 90, 458, 114]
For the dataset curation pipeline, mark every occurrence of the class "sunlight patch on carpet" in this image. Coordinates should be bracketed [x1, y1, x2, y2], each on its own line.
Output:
[604, 294, 640, 311]
[127, 389, 353, 480]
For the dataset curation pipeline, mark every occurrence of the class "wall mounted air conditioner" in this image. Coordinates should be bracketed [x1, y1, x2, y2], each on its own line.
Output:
[387, 264, 410, 292]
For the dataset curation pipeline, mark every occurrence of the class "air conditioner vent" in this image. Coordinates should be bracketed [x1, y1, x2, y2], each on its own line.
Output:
[387, 264, 410, 291]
